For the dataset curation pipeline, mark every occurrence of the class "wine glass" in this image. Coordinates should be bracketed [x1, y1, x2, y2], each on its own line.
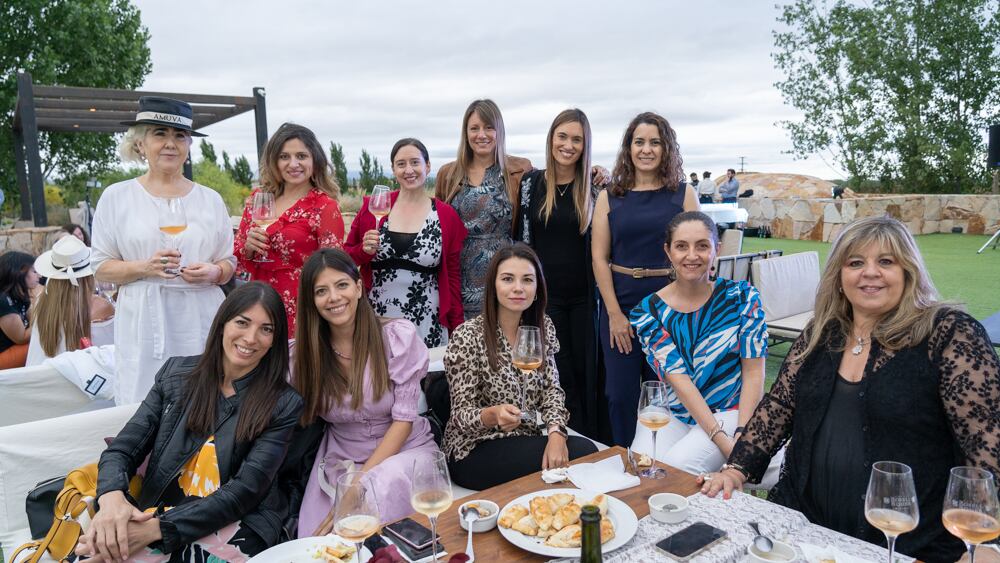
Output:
[943, 466, 1000, 563]
[411, 450, 452, 562]
[637, 380, 670, 479]
[370, 185, 392, 223]
[511, 325, 543, 424]
[157, 198, 186, 275]
[250, 191, 276, 263]
[865, 461, 920, 563]
[333, 471, 380, 563]
[96, 280, 116, 305]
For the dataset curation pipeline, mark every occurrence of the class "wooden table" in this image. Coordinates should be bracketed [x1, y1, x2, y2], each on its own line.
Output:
[402, 446, 701, 562]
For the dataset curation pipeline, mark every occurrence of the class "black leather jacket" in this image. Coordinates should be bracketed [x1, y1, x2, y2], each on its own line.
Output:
[96, 355, 304, 554]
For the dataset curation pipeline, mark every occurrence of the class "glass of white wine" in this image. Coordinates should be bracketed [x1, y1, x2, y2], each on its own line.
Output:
[943, 466, 1000, 563]
[511, 325, 543, 424]
[333, 471, 380, 563]
[370, 184, 392, 223]
[157, 197, 186, 275]
[411, 450, 452, 562]
[250, 191, 276, 263]
[637, 380, 670, 479]
[865, 461, 920, 563]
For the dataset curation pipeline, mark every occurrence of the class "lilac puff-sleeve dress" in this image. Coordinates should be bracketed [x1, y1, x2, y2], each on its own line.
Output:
[298, 319, 439, 535]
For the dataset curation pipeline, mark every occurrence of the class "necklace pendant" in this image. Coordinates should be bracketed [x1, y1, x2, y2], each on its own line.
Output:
[851, 343, 864, 355]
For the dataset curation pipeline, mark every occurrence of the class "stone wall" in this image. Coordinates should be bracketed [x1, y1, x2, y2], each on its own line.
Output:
[742, 194, 1000, 241]
[0, 226, 65, 255]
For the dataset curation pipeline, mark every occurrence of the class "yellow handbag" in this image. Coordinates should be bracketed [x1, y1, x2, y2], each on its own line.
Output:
[10, 463, 142, 563]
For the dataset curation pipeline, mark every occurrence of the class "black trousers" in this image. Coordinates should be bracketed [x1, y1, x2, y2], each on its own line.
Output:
[448, 436, 599, 491]
[546, 293, 596, 436]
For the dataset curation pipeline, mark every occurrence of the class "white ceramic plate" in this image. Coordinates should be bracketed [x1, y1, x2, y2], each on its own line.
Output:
[247, 534, 373, 562]
[497, 488, 638, 558]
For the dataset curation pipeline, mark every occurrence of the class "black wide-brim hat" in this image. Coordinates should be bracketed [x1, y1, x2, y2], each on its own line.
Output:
[120, 96, 208, 137]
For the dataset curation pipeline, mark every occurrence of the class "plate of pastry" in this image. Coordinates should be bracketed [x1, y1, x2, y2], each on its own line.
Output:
[497, 488, 638, 557]
[247, 534, 373, 562]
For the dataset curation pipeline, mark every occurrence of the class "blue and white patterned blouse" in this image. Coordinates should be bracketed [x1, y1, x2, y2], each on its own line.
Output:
[630, 278, 768, 425]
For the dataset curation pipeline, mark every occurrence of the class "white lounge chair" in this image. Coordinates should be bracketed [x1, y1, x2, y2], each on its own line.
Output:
[0, 364, 112, 428]
[751, 251, 821, 343]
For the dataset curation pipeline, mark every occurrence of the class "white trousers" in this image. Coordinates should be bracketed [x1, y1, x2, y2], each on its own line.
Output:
[631, 409, 784, 489]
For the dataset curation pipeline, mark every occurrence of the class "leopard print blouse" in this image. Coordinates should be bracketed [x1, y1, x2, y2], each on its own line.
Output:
[442, 314, 568, 461]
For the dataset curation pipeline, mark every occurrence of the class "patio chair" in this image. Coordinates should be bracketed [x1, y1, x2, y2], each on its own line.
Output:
[0, 364, 112, 427]
[719, 229, 743, 257]
[752, 251, 821, 344]
[713, 252, 756, 283]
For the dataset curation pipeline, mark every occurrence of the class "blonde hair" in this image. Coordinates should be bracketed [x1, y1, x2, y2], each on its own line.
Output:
[542, 109, 593, 234]
[118, 124, 151, 163]
[437, 99, 511, 204]
[31, 277, 94, 357]
[795, 216, 956, 361]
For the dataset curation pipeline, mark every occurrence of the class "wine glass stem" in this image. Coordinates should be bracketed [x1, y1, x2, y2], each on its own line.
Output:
[885, 533, 896, 563]
[355, 541, 363, 563]
[650, 429, 658, 475]
[967, 542, 976, 563]
[430, 516, 439, 562]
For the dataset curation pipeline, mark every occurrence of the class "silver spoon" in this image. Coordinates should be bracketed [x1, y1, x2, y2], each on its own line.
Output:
[461, 504, 484, 562]
[749, 521, 774, 553]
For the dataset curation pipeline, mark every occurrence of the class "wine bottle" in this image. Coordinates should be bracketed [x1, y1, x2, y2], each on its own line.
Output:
[580, 504, 602, 562]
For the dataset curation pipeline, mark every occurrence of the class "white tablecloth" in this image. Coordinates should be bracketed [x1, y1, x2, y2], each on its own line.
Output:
[592, 491, 909, 563]
[701, 203, 749, 224]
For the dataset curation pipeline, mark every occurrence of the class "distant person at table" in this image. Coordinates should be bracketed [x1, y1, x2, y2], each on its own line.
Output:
[235, 123, 344, 333]
[294, 249, 438, 530]
[0, 251, 39, 369]
[62, 223, 91, 245]
[26, 236, 115, 366]
[443, 244, 598, 491]
[701, 216, 1000, 563]
[630, 211, 768, 475]
[92, 96, 235, 405]
[698, 171, 717, 204]
[434, 99, 533, 320]
[346, 138, 466, 347]
[515, 108, 601, 436]
[718, 168, 739, 204]
[78, 282, 302, 563]
[591, 111, 699, 447]
[690, 172, 700, 188]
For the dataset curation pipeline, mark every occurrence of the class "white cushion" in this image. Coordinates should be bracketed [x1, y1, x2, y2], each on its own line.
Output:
[0, 365, 112, 428]
[752, 252, 820, 322]
[0, 404, 138, 556]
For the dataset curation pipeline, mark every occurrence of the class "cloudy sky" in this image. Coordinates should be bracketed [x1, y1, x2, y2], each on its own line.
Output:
[132, 0, 844, 180]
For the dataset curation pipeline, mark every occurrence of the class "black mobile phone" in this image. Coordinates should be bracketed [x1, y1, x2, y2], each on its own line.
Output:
[383, 517, 437, 550]
[390, 536, 445, 561]
[654, 521, 728, 561]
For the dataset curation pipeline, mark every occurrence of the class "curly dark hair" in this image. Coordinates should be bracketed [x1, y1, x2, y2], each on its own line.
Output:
[609, 112, 683, 197]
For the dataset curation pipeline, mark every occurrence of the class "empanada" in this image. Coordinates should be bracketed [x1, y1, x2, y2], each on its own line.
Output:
[498, 504, 528, 529]
[589, 494, 609, 516]
[544, 524, 582, 548]
[512, 514, 539, 536]
[529, 496, 554, 531]
[600, 517, 615, 544]
[546, 493, 575, 512]
[552, 502, 582, 530]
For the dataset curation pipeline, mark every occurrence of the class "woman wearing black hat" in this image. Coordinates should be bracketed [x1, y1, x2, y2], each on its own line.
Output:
[91, 96, 236, 405]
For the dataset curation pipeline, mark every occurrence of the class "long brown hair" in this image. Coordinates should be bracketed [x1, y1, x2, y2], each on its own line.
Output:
[259, 122, 339, 198]
[609, 112, 683, 197]
[436, 99, 512, 204]
[482, 243, 549, 371]
[31, 277, 94, 356]
[294, 249, 389, 423]
[542, 109, 593, 234]
[186, 282, 290, 442]
[794, 216, 956, 362]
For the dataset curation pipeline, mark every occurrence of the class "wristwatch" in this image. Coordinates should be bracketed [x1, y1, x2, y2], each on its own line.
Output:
[720, 463, 750, 481]
[547, 423, 568, 439]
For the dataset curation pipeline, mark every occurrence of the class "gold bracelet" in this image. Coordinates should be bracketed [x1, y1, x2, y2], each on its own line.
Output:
[707, 423, 723, 441]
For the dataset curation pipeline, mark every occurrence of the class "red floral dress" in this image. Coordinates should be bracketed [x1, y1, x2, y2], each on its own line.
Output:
[235, 188, 344, 332]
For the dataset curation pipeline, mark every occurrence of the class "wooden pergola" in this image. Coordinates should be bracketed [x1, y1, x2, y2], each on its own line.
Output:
[12, 71, 268, 226]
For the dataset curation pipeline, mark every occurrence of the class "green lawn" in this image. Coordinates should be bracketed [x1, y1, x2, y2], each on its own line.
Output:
[742, 233, 1000, 388]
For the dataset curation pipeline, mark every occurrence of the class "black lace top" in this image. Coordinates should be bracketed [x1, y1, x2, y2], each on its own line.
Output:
[729, 309, 1000, 563]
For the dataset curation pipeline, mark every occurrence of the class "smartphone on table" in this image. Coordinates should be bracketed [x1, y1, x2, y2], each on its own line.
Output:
[382, 517, 444, 560]
[654, 521, 728, 561]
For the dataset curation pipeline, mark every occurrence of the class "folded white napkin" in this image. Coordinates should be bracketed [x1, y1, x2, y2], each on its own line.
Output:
[566, 455, 641, 493]
[799, 542, 876, 563]
[541, 467, 569, 483]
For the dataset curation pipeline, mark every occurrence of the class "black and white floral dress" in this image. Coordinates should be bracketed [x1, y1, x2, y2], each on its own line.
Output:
[370, 201, 447, 347]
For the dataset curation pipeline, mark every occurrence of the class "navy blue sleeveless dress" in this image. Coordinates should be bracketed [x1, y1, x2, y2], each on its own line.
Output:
[600, 184, 687, 446]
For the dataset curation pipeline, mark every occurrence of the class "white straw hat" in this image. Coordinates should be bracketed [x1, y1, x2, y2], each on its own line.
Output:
[34, 236, 95, 286]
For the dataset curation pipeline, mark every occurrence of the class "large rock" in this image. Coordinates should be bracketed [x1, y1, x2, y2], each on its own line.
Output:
[722, 172, 843, 199]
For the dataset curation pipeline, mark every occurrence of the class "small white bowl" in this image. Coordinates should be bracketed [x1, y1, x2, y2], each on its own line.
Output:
[457, 499, 499, 532]
[748, 539, 797, 563]
[648, 492, 690, 524]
